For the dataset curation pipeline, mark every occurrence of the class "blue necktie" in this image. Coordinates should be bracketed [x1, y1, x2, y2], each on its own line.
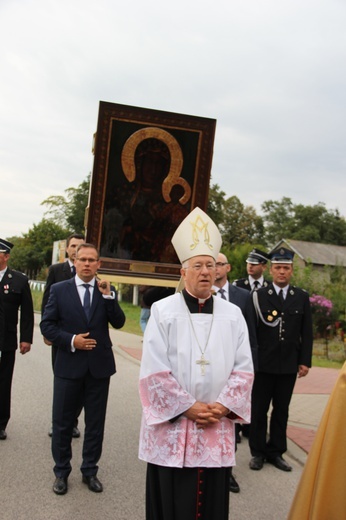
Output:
[82, 284, 91, 318]
[71, 265, 76, 276]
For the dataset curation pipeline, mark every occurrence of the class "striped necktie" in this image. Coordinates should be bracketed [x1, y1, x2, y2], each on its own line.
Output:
[219, 288, 227, 300]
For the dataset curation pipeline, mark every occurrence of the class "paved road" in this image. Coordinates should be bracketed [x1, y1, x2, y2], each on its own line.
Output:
[0, 315, 303, 520]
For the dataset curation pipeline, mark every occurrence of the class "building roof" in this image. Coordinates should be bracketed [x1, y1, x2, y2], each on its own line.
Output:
[271, 239, 346, 267]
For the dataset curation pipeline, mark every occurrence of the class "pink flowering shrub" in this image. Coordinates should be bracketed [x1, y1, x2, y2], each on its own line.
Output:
[309, 294, 335, 338]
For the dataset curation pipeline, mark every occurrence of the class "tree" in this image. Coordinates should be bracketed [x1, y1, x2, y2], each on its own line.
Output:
[41, 174, 90, 233]
[221, 196, 265, 245]
[262, 197, 346, 246]
[261, 197, 295, 246]
[8, 220, 69, 278]
[207, 183, 226, 227]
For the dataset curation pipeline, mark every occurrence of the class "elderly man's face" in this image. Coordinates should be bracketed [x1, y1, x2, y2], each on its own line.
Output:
[181, 255, 216, 299]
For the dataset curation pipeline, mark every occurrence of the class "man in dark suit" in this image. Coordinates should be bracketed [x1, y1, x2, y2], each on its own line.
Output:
[249, 247, 313, 472]
[42, 232, 85, 438]
[213, 252, 258, 493]
[233, 248, 270, 291]
[40, 243, 125, 495]
[233, 248, 270, 444]
[0, 238, 34, 440]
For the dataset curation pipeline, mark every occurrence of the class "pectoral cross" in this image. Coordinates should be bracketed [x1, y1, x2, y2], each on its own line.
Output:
[196, 354, 210, 375]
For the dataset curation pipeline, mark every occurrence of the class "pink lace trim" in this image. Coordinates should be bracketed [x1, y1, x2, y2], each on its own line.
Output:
[139, 370, 253, 468]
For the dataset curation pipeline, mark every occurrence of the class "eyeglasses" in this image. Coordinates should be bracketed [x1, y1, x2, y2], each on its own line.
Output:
[184, 263, 216, 272]
[76, 257, 98, 263]
[215, 262, 229, 267]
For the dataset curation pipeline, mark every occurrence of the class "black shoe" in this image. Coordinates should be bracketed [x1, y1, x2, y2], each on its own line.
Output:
[82, 475, 103, 493]
[53, 477, 68, 495]
[72, 426, 80, 438]
[249, 456, 264, 470]
[0, 430, 7, 440]
[267, 456, 292, 472]
[229, 473, 240, 493]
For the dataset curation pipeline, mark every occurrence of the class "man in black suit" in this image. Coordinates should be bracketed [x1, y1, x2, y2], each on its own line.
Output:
[213, 252, 258, 493]
[233, 248, 270, 291]
[0, 238, 34, 440]
[249, 247, 313, 472]
[42, 232, 85, 438]
[40, 243, 125, 495]
[233, 248, 270, 443]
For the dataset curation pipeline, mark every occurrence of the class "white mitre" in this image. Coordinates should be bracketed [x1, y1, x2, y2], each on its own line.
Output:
[171, 206, 222, 263]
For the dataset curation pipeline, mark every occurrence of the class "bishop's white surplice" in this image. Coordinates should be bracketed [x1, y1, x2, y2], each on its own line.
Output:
[139, 292, 254, 469]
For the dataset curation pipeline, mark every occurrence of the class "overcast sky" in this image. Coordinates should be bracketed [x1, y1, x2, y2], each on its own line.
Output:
[1, 0, 345, 239]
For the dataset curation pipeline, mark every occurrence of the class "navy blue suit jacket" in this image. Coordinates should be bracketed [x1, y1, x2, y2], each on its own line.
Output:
[227, 283, 259, 371]
[40, 278, 125, 379]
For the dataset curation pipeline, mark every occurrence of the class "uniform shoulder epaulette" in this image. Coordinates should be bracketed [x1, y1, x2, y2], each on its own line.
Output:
[232, 278, 249, 287]
[292, 285, 307, 294]
[10, 269, 29, 279]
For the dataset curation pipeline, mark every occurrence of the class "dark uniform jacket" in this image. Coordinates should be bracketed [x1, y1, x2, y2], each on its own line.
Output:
[233, 277, 269, 291]
[0, 268, 34, 351]
[41, 260, 73, 314]
[227, 283, 259, 371]
[0, 292, 4, 350]
[254, 283, 313, 374]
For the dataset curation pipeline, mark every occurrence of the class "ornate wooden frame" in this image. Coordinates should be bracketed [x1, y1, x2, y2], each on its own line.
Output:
[86, 101, 216, 280]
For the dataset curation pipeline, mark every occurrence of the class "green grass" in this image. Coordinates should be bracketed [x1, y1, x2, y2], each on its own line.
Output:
[32, 289, 142, 336]
[118, 301, 142, 335]
[312, 356, 344, 369]
[32, 289, 44, 314]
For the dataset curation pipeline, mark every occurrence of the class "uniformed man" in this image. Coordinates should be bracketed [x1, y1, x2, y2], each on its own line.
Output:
[249, 247, 313, 472]
[233, 248, 270, 292]
[0, 238, 34, 440]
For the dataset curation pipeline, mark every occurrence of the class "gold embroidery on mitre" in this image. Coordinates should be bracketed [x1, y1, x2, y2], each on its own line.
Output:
[189, 215, 213, 251]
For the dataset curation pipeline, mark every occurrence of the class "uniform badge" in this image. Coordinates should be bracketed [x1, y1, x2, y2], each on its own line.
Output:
[267, 315, 273, 322]
[272, 310, 278, 316]
[268, 289, 273, 295]
[290, 289, 294, 295]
